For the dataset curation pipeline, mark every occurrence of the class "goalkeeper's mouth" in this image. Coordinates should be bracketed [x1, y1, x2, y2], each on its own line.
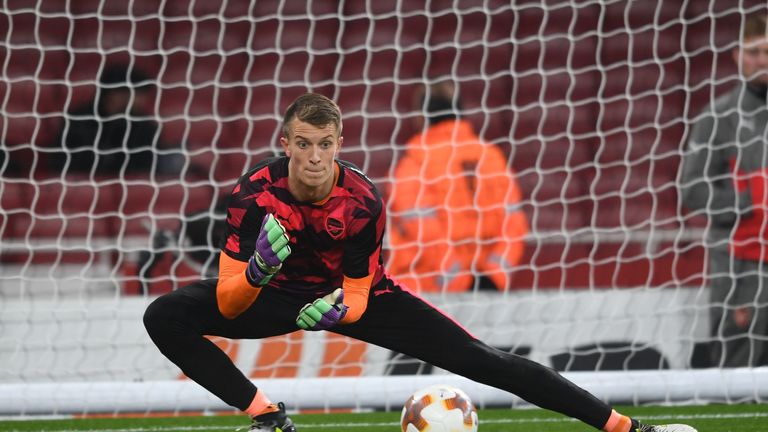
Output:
[304, 169, 328, 179]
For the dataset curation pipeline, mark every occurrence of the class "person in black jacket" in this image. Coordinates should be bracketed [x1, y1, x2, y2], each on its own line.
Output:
[51, 65, 177, 176]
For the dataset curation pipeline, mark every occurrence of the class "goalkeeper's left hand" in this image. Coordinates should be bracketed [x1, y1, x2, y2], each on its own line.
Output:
[296, 288, 348, 331]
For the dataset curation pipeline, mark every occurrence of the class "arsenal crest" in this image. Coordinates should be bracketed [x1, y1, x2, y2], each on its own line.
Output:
[325, 216, 345, 239]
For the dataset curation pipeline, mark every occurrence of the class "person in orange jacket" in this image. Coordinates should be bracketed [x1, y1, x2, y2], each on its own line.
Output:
[388, 81, 528, 292]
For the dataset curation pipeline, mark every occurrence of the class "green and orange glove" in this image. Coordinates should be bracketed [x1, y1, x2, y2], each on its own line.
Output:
[245, 214, 291, 287]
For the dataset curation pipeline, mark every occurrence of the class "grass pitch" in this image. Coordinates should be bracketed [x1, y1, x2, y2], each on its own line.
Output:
[0, 403, 765, 432]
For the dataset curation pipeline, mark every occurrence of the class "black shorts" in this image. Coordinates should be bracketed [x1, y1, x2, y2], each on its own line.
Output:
[145, 275, 611, 428]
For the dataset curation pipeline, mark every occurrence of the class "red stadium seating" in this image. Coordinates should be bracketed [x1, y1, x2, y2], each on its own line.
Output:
[4, 181, 116, 239]
[160, 0, 249, 19]
[513, 3, 600, 38]
[0, 1, 730, 291]
[69, 0, 161, 17]
[160, 20, 249, 54]
[516, 170, 590, 231]
[511, 137, 594, 172]
[113, 181, 216, 235]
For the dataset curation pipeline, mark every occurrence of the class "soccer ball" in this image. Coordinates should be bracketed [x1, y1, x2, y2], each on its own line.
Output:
[400, 384, 479, 432]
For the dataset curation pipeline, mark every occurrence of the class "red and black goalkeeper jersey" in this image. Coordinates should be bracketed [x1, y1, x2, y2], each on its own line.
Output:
[222, 157, 386, 295]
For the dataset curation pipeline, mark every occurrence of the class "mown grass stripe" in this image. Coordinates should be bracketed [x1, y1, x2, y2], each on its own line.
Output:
[2, 411, 766, 432]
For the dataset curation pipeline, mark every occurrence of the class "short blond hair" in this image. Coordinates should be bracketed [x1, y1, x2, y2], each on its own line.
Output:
[282, 93, 342, 138]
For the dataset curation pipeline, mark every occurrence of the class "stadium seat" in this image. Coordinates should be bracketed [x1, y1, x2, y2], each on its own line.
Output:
[248, 17, 340, 53]
[596, 127, 685, 178]
[69, 16, 160, 53]
[343, 0, 410, 17]
[511, 242, 594, 289]
[113, 181, 216, 235]
[653, 241, 706, 287]
[425, 44, 512, 79]
[2, 11, 73, 47]
[598, 90, 686, 129]
[1, 181, 34, 235]
[245, 50, 337, 88]
[160, 117, 223, 150]
[513, 71, 599, 107]
[513, 35, 600, 73]
[597, 15, 684, 64]
[163, 81, 249, 117]
[70, 0, 161, 17]
[513, 4, 600, 39]
[598, 63, 684, 100]
[511, 137, 594, 172]
[450, 7, 514, 43]
[248, 84, 313, 120]
[250, 0, 339, 17]
[512, 103, 596, 142]
[340, 14, 428, 51]
[341, 114, 404, 148]
[516, 170, 590, 231]
[335, 81, 419, 117]
[160, 19, 250, 54]
[0, 79, 64, 146]
[426, 9, 513, 51]
[335, 48, 427, 84]
[160, 0, 250, 19]
[473, 113, 513, 144]
[159, 51, 249, 86]
[457, 76, 513, 112]
[4, 180, 118, 240]
[246, 116, 282, 151]
[586, 165, 680, 229]
[1, 46, 71, 82]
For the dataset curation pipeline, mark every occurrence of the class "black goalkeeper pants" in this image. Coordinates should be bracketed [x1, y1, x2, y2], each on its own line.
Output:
[143, 276, 612, 429]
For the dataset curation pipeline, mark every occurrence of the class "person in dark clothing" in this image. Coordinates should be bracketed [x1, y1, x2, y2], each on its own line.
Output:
[51, 65, 176, 176]
[680, 11, 768, 368]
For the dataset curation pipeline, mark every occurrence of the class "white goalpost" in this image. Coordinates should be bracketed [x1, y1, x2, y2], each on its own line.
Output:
[2, 0, 768, 416]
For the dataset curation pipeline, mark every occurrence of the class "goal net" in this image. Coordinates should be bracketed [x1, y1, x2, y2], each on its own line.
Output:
[2, 0, 768, 416]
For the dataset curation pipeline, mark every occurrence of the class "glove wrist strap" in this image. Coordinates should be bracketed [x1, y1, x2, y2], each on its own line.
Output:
[254, 252, 280, 275]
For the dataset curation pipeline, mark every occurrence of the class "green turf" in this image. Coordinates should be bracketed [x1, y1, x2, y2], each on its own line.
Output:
[1, 403, 765, 432]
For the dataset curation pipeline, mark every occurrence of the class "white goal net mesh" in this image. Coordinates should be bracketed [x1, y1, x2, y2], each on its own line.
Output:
[2, 0, 768, 416]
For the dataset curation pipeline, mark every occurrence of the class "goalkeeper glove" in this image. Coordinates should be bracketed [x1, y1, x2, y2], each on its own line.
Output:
[296, 288, 348, 330]
[245, 214, 291, 287]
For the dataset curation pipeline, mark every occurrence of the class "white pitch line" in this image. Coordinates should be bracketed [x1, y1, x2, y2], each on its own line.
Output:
[2, 411, 767, 432]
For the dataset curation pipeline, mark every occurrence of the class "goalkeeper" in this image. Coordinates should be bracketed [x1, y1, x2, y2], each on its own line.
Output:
[144, 93, 695, 432]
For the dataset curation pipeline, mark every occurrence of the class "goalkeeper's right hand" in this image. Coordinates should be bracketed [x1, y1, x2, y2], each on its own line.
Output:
[245, 214, 291, 287]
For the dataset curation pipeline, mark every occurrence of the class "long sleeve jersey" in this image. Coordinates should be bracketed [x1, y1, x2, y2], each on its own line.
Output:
[217, 157, 386, 321]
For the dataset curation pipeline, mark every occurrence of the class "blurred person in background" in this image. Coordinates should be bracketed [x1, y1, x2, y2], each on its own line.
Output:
[680, 11, 768, 367]
[50, 64, 181, 176]
[387, 81, 529, 292]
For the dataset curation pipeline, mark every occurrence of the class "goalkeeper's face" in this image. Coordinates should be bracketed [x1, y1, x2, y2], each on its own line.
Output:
[281, 119, 342, 198]
[736, 36, 768, 87]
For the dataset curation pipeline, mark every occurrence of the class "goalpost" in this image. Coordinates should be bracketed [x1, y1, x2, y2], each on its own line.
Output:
[2, 0, 768, 416]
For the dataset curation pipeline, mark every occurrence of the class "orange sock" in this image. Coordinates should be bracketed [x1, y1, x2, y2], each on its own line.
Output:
[603, 409, 633, 432]
[244, 390, 278, 417]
